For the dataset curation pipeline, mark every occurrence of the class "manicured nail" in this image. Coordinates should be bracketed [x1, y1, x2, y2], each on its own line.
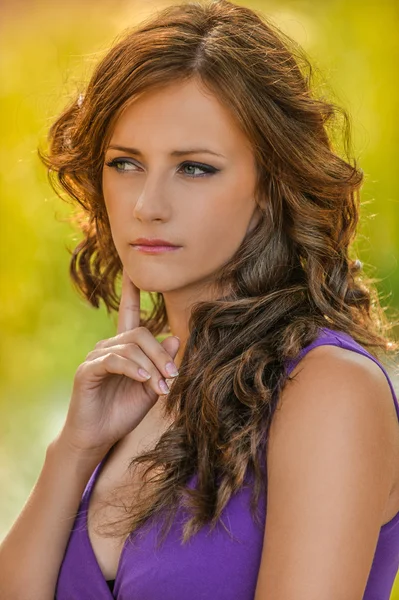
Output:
[159, 379, 170, 394]
[165, 362, 179, 377]
[138, 368, 151, 380]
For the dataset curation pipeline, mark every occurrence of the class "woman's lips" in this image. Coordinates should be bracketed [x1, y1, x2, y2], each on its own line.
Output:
[131, 244, 182, 254]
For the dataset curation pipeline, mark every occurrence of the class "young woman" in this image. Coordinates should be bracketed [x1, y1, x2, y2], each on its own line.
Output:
[1, 1, 398, 598]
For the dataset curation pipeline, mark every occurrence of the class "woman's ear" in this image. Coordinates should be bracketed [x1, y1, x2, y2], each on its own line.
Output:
[247, 202, 262, 234]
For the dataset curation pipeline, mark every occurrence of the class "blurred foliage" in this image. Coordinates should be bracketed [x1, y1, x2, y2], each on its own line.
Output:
[0, 0, 398, 594]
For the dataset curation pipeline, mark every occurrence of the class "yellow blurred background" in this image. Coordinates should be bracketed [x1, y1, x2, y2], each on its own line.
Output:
[1, 0, 398, 595]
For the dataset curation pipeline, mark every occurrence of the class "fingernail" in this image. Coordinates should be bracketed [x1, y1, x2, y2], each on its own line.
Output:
[165, 362, 179, 377]
[138, 368, 151, 380]
[159, 379, 170, 394]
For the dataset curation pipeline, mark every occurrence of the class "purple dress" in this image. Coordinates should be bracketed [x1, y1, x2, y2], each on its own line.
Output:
[55, 327, 399, 599]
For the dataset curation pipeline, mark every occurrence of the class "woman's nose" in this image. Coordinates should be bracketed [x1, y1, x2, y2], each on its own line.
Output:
[132, 177, 170, 221]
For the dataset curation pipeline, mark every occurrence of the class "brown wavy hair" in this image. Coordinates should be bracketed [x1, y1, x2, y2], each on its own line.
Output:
[38, 0, 399, 547]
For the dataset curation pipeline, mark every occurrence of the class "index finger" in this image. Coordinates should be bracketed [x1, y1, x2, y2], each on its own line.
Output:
[117, 268, 141, 334]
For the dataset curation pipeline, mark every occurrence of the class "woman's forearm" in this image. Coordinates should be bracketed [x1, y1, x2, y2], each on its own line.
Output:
[0, 432, 103, 600]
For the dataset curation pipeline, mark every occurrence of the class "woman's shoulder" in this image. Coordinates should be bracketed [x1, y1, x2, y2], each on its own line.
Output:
[281, 339, 397, 428]
[284, 328, 397, 406]
[269, 338, 399, 505]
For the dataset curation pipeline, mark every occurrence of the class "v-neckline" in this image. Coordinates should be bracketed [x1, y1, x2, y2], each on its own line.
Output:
[82, 446, 130, 596]
[81, 444, 200, 595]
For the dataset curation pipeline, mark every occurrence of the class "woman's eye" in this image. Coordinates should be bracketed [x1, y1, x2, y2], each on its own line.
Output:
[180, 163, 216, 177]
[105, 158, 218, 178]
[105, 159, 136, 172]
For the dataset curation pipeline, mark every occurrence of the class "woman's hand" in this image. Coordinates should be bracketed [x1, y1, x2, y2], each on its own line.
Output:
[60, 268, 180, 457]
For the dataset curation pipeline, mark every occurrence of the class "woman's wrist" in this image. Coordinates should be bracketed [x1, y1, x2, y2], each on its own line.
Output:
[47, 429, 107, 478]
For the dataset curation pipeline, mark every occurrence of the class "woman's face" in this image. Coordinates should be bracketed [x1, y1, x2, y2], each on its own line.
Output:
[102, 78, 260, 296]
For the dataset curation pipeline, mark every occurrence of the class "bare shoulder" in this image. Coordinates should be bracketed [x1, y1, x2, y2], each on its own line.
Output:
[268, 345, 399, 508]
[277, 343, 398, 443]
[285, 342, 394, 399]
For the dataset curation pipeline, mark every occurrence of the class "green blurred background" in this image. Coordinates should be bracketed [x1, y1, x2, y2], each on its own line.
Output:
[1, 0, 398, 594]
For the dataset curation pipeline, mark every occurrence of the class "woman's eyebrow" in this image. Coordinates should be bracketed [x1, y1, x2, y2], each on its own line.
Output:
[107, 144, 226, 158]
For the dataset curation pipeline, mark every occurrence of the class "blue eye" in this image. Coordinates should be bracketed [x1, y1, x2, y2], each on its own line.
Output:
[180, 163, 216, 177]
[105, 158, 218, 178]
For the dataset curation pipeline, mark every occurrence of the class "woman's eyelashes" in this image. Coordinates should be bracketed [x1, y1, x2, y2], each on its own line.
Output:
[105, 158, 219, 178]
